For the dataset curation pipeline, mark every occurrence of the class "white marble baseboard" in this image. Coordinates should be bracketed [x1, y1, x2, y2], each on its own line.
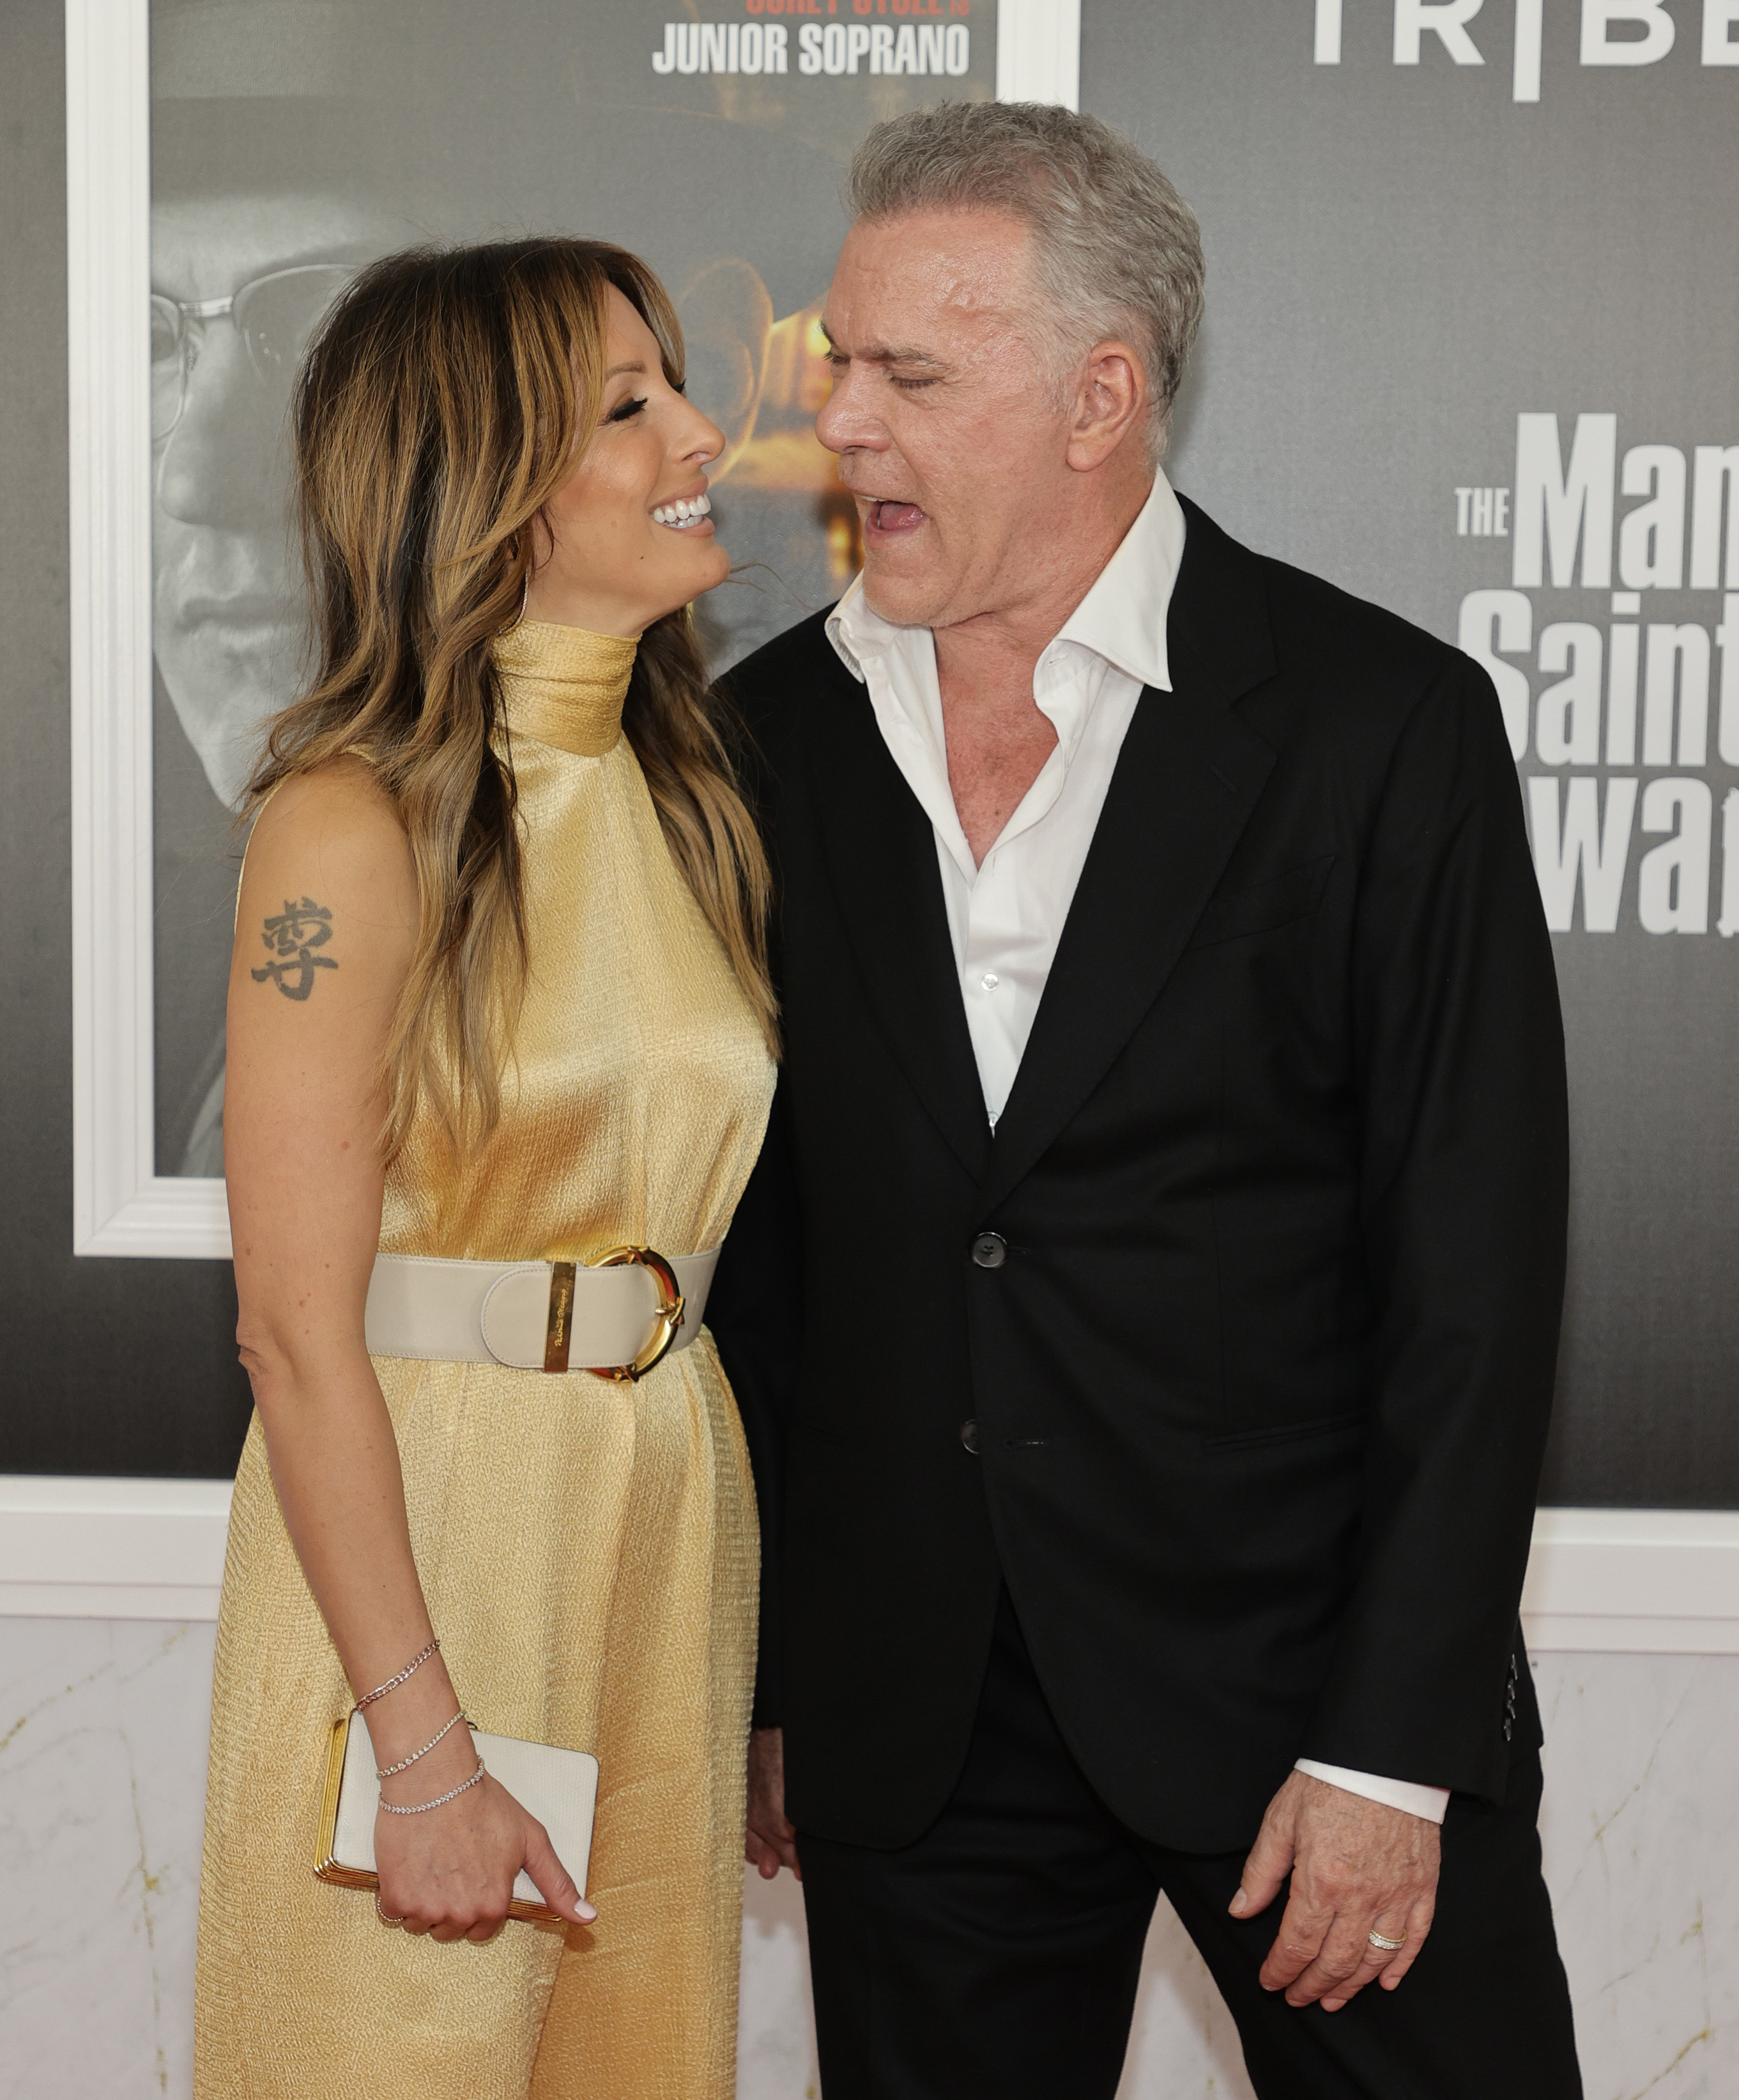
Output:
[7, 1480, 1739, 1655]
[3, 1620, 1734, 2098]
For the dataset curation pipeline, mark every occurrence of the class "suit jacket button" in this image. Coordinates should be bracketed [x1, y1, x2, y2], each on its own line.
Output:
[970, 1232, 1007, 1269]
[960, 1420, 980, 1455]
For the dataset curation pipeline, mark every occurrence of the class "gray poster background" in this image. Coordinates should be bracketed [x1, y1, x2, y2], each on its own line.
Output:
[1081, 1, 1739, 1505]
[3, 1, 1734, 1504]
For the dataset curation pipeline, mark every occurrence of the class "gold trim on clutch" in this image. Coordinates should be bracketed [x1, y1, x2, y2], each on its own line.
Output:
[312, 1710, 568, 1926]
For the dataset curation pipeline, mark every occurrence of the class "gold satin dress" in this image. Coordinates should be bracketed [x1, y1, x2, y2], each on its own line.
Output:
[194, 621, 775, 2098]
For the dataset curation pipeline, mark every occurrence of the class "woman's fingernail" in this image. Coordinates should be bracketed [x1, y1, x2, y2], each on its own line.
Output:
[1229, 1889, 1248, 1915]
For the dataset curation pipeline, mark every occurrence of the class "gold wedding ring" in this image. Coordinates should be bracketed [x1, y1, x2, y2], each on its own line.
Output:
[1367, 1928, 1407, 1952]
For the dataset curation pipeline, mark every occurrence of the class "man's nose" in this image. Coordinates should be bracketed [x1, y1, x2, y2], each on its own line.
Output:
[813, 369, 885, 459]
[155, 325, 290, 531]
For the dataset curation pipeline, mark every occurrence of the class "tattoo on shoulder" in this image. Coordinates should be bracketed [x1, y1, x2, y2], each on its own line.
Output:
[251, 897, 339, 1002]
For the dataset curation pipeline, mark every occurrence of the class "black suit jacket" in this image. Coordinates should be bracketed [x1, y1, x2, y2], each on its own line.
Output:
[709, 495, 1567, 1855]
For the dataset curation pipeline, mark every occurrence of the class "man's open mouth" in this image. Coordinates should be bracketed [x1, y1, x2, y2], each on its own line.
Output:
[867, 500, 927, 533]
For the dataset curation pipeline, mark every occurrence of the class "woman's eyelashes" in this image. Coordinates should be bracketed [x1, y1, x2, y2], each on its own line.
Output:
[607, 395, 648, 424]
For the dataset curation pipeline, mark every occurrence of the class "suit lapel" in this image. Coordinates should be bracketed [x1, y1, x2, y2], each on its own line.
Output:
[802, 650, 992, 1183]
[976, 502, 1279, 1216]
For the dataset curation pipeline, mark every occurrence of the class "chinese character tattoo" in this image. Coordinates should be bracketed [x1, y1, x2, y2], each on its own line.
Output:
[252, 897, 338, 1002]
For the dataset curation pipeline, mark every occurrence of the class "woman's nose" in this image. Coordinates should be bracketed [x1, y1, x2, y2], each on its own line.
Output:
[155, 325, 289, 530]
[680, 404, 728, 470]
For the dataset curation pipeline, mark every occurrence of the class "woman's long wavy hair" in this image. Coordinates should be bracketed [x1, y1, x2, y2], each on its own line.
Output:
[250, 238, 778, 1161]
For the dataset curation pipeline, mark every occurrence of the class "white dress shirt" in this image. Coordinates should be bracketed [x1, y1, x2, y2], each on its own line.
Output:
[825, 471, 1450, 1827]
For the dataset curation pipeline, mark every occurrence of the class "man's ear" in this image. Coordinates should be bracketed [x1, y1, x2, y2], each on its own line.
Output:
[1064, 341, 1149, 472]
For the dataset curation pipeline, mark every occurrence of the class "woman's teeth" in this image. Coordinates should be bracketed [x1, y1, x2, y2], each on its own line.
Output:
[652, 494, 713, 529]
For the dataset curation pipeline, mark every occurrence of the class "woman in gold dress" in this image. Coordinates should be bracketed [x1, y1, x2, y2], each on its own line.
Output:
[195, 240, 777, 2097]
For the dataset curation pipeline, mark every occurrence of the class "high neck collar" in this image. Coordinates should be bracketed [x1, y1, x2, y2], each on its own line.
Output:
[493, 618, 640, 758]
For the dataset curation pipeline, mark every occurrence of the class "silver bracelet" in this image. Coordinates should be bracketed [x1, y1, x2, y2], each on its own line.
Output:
[374, 1708, 469, 1781]
[356, 1637, 440, 1710]
[378, 1757, 486, 1816]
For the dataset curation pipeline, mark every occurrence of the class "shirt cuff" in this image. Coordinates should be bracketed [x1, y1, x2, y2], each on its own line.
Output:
[1294, 1760, 1451, 1825]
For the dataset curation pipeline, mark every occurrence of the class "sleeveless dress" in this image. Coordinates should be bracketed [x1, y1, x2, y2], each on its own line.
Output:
[194, 619, 775, 2098]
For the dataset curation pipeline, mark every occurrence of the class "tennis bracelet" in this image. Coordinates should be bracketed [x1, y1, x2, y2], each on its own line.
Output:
[374, 1708, 470, 1781]
[378, 1758, 487, 1816]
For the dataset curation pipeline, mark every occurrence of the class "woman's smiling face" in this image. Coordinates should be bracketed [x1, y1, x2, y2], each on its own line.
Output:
[524, 286, 732, 637]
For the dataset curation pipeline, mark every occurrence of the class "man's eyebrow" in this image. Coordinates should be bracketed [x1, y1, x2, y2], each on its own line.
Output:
[817, 326, 947, 370]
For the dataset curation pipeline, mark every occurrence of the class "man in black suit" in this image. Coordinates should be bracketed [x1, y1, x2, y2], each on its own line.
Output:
[709, 102, 1581, 2098]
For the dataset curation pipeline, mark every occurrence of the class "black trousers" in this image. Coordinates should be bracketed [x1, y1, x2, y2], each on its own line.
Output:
[799, 1591, 1582, 2100]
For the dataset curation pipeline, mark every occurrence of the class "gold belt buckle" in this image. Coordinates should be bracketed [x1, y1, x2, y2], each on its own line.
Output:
[542, 1246, 685, 1382]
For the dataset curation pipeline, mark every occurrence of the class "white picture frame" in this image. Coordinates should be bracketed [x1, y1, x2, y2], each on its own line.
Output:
[62, 0, 1083, 1262]
[66, 0, 224, 1259]
[997, 0, 1082, 107]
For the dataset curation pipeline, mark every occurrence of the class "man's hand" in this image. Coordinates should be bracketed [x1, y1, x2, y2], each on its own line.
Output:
[746, 1725, 802, 1881]
[1230, 1772, 1439, 2011]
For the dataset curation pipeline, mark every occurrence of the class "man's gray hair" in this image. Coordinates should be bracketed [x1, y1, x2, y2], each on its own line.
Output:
[847, 102, 1205, 452]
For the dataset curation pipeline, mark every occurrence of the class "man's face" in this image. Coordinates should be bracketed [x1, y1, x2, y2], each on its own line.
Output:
[815, 208, 1072, 632]
[151, 193, 395, 806]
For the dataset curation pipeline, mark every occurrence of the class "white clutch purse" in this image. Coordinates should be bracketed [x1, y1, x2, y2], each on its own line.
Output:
[314, 1708, 600, 1926]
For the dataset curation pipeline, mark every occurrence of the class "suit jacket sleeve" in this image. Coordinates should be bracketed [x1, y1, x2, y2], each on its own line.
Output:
[1298, 654, 1568, 1801]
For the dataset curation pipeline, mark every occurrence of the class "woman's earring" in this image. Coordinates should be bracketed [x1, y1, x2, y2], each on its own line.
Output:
[498, 559, 530, 636]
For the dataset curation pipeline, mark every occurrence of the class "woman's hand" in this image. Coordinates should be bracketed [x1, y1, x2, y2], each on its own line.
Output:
[374, 1745, 595, 1943]
[364, 1661, 596, 1942]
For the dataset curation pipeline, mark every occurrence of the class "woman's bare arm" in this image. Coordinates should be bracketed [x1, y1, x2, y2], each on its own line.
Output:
[228, 762, 432, 1710]
[226, 760, 592, 1939]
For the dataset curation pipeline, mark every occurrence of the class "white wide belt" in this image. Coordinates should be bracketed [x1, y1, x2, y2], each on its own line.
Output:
[364, 1244, 721, 1381]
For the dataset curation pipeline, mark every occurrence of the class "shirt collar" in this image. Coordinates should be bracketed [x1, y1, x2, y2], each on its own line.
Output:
[825, 469, 1186, 697]
[825, 569, 892, 685]
[1050, 470, 1184, 694]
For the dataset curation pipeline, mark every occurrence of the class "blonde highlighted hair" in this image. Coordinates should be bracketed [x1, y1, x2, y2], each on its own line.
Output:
[250, 238, 777, 1158]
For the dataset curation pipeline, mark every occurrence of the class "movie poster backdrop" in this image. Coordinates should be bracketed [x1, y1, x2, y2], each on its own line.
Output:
[1, 0, 995, 1476]
[8, 1, 1735, 1509]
